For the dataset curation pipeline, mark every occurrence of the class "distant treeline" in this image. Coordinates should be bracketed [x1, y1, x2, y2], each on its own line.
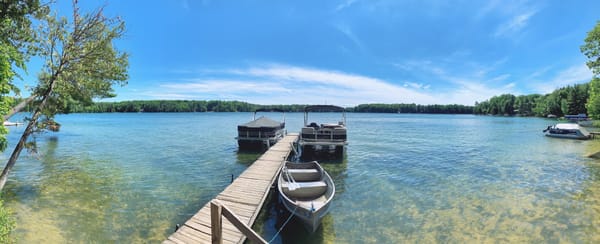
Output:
[473, 83, 589, 117]
[65, 100, 307, 113]
[349, 103, 473, 114]
[61, 100, 474, 114]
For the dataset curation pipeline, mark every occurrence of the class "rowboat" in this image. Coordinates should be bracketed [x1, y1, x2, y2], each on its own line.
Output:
[277, 161, 335, 233]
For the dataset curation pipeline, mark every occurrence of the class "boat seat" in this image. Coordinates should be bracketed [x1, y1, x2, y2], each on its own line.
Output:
[282, 181, 327, 198]
[285, 169, 321, 181]
[301, 127, 315, 134]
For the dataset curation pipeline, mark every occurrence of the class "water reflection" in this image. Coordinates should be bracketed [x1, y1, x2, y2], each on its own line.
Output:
[235, 150, 262, 166]
[252, 154, 347, 243]
[6, 136, 176, 242]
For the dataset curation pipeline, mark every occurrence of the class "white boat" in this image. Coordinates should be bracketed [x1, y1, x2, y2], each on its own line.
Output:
[277, 161, 335, 233]
[236, 108, 286, 150]
[543, 123, 591, 140]
[299, 105, 347, 157]
[3, 121, 23, 126]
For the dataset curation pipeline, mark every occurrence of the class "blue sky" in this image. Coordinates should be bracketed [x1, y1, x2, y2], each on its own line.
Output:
[20, 0, 600, 106]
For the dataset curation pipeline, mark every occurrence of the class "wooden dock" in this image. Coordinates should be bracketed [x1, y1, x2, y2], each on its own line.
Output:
[164, 133, 299, 244]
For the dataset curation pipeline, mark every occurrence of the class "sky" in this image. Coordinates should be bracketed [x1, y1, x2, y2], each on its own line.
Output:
[19, 0, 600, 106]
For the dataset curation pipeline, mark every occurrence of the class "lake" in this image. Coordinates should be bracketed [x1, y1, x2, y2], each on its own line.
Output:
[2, 113, 600, 243]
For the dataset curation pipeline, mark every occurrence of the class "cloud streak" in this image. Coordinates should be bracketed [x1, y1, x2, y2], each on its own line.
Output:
[335, 0, 357, 12]
[149, 61, 538, 106]
[137, 60, 592, 106]
[394, 58, 520, 104]
[531, 64, 593, 94]
[494, 10, 537, 37]
[152, 64, 443, 106]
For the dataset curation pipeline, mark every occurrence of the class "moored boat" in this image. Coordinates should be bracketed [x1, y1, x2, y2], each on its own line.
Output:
[543, 123, 591, 140]
[564, 114, 593, 127]
[277, 161, 335, 233]
[299, 105, 347, 158]
[236, 108, 286, 150]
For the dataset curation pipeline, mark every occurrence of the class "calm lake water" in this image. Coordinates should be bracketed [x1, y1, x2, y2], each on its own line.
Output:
[2, 113, 600, 243]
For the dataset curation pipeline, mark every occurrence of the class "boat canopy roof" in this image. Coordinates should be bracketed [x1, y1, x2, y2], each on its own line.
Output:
[554, 123, 582, 130]
[564, 114, 588, 119]
[239, 116, 283, 129]
[304, 105, 345, 113]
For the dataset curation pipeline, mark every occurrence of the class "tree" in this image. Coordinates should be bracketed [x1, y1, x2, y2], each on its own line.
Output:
[587, 78, 600, 119]
[0, 0, 48, 239]
[1, 1, 48, 151]
[0, 1, 129, 191]
[581, 21, 600, 76]
[582, 21, 600, 118]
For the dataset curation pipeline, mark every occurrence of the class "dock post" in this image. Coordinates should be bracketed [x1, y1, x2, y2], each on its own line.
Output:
[211, 201, 222, 244]
[164, 133, 299, 244]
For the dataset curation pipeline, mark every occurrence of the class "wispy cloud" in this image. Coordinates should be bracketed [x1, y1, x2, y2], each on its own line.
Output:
[494, 10, 537, 37]
[403, 82, 430, 90]
[490, 74, 511, 83]
[333, 23, 365, 53]
[162, 80, 292, 95]
[238, 65, 437, 104]
[532, 64, 593, 94]
[152, 61, 531, 106]
[152, 64, 442, 106]
[394, 58, 519, 104]
[445, 78, 519, 104]
[335, 0, 357, 12]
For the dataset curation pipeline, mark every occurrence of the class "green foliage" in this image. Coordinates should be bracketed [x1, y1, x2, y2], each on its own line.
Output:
[353, 103, 473, 114]
[67, 100, 306, 113]
[0, 2, 130, 193]
[581, 21, 600, 76]
[61, 100, 474, 114]
[0, 0, 48, 73]
[0, 44, 14, 152]
[0, 199, 15, 243]
[29, 4, 128, 123]
[475, 84, 589, 117]
[586, 78, 600, 119]
[0, 0, 46, 152]
[0, 1, 46, 240]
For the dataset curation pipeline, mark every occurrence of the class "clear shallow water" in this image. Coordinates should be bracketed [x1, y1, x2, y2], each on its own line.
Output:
[2, 113, 600, 243]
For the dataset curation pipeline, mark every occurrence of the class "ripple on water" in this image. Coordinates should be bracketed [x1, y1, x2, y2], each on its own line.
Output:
[2, 113, 600, 243]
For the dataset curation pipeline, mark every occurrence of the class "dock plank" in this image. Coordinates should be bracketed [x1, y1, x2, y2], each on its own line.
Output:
[163, 133, 298, 243]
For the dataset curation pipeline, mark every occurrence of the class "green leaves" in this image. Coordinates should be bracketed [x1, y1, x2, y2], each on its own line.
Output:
[586, 78, 600, 119]
[582, 22, 600, 118]
[581, 21, 600, 76]
[32, 3, 129, 122]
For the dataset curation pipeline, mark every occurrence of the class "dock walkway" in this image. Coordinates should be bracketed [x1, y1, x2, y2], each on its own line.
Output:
[164, 133, 299, 244]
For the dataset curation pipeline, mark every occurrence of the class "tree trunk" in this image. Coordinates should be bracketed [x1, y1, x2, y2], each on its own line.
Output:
[0, 109, 41, 190]
[3, 96, 35, 121]
[0, 89, 53, 191]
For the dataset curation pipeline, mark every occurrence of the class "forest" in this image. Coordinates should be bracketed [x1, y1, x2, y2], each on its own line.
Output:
[62, 100, 474, 114]
[473, 82, 591, 117]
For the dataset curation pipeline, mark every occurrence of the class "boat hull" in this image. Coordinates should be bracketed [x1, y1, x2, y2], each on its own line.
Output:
[277, 161, 335, 233]
[543, 123, 591, 140]
[544, 133, 590, 140]
[279, 194, 331, 233]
